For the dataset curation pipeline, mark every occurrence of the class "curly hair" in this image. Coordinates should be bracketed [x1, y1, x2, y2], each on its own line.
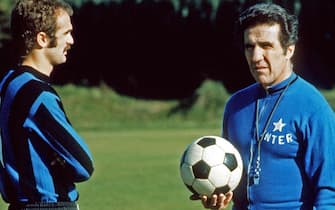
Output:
[238, 3, 298, 50]
[10, 0, 73, 56]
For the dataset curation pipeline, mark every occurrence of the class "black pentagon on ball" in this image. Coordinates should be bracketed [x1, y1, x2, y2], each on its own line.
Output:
[197, 137, 216, 148]
[213, 185, 230, 195]
[223, 153, 238, 171]
[192, 160, 211, 179]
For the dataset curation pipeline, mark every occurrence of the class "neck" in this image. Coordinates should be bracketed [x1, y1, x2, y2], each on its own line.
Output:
[264, 72, 292, 90]
[21, 51, 53, 77]
[263, 62, 294, 90]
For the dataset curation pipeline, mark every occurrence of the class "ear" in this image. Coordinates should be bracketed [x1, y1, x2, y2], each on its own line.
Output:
[285, 44, 295, 60]
[36, 32, 49, 48]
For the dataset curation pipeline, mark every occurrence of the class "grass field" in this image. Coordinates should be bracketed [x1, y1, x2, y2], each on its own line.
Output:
[76, 128, 231, 210]
[0, 128, 232, 210]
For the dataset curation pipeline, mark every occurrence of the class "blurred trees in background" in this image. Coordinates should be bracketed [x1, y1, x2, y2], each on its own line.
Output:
[0, 1, 11, 47]
[1, 0, 335, 99]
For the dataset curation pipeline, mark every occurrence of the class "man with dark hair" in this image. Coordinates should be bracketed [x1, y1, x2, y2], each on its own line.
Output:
[192, 3, 335, 210]
[0, 1, 94, 209]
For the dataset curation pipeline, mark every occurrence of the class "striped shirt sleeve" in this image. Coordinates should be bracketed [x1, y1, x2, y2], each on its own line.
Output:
[12, 80, 94, 182]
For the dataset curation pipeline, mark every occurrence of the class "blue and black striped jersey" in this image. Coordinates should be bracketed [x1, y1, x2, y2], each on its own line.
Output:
[0, 66, 94, 203]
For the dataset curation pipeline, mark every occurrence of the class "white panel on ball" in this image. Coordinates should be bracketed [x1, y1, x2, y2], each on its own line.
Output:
[208, 165, 231, 187]
[180, 163, 195, 186]
[202, 145, 225, 167]
[193, 179, 215, 196]
[228, 166, 243, 189]
[184, 144, 203, 165]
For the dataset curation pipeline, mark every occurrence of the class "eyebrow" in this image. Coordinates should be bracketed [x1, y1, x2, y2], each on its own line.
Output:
[61, 27, 73, 35]
[259, 41, 274, 47]
[65, 28, 73, 33]
[244, 41, 274, 48]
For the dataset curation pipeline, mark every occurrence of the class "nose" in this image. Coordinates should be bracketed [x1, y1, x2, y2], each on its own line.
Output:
[251, 46, 263, 62]
[68, 33, 74, 45]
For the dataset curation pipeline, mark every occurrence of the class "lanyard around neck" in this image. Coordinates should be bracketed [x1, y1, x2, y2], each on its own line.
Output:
[255, 75, 298, 142]
[252, 75, 298, 185]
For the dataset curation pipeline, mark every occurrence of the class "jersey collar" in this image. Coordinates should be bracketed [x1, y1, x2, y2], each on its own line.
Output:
[17, 65, 51, 83]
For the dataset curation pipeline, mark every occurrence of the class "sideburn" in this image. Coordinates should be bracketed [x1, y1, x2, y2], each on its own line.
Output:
[47, 36, 57, 48]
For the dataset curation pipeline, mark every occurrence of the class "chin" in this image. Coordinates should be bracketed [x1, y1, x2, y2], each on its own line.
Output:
[53, 60, 66, 67]
[59, 57, 67, 65]
[255, 77, 270, 87]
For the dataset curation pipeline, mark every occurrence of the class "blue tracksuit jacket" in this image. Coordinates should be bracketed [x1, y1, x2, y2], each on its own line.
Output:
[223, 73, 335, 210]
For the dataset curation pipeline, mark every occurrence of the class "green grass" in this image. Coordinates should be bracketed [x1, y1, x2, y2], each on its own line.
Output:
[0, 128, 232, 210]
[76, 128, 227, 210]
[0, 128, 230, 210]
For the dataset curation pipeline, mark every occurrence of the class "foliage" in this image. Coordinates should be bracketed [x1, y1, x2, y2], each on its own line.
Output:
[321, 89, 335, 110]
[55, 80, 230, 131]
[0, 0, 12, 46]
[0, 0, 12, 13]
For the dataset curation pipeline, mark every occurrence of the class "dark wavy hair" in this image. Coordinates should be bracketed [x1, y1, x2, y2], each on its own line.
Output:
[238, 3, 298, 50]
[10, 0, 73, 56]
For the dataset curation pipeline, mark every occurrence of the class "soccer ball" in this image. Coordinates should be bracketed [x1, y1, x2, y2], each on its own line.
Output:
[180, 136, 243, 196]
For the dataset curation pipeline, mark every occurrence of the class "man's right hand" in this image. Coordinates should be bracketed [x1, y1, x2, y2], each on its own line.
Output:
[190, 192, 233, 210]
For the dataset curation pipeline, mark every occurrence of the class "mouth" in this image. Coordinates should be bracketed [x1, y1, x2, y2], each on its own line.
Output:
[64, 46, 71, 55]
[253, 66, 268, 72]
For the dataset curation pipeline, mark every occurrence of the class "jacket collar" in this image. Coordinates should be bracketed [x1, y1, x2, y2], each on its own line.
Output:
[259, 73, 298, 96]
